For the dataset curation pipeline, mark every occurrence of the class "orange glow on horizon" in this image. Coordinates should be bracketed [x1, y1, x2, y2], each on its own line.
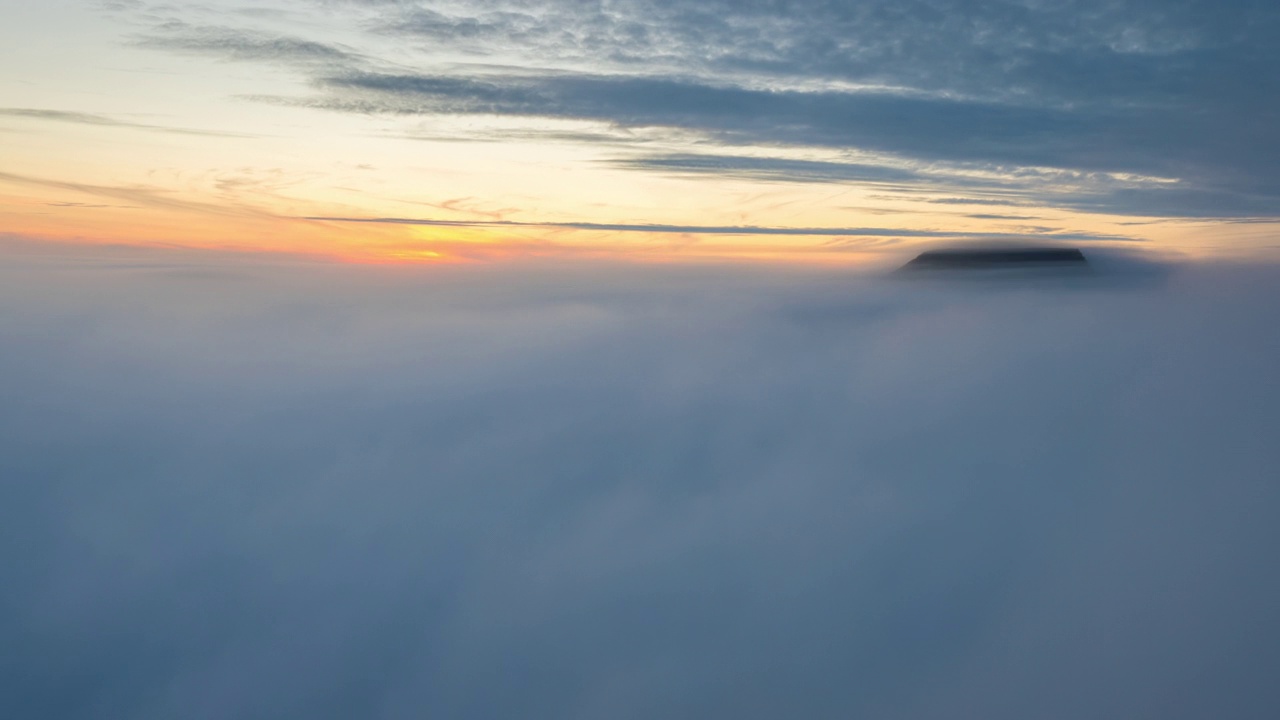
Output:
[7, 175, 1278, 267]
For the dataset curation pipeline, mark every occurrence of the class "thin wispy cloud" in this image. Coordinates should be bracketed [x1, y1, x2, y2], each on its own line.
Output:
[132, 21, 363, 67]
[46, 202, 136, 209]
[304, 214, 1134, 242]
[0, 171, 276, 218]
[0, 108, 255, 137]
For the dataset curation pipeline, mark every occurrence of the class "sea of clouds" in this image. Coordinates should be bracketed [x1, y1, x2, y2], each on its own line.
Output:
[2, 240, 1279, 719]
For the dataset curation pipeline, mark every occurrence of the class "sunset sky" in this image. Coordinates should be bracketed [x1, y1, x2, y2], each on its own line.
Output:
[4, 0, 1278, 262]
[6, 4, 1280, 719]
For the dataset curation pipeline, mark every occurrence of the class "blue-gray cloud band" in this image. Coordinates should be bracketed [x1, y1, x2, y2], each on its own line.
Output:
[304, 214, 1132, 243]
[128, 1, 1280, 219]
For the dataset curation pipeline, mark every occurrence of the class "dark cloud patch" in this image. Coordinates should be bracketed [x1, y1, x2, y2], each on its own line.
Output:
[906, 184, 1280, 219]
[316, 72, 1091, 169]
[365, 0, 1279, 110]
[1046, 184, 1280, 219]
[611, 153, 925, 185]
[2, 245, 1280, 718]
[608, 151, 1265, 218]
[613, 152, 1280, 218]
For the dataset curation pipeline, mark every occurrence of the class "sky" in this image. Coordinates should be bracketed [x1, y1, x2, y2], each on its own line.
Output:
[4, 3, 1280, 719]
[2, 0, 1279, 261]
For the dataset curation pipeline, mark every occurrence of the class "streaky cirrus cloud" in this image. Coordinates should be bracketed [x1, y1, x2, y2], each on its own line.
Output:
[303, 213, 1134, 243]
[131, 20, 365, 66]
[0, 107, 257, 137]
[0, 170, 279, 219]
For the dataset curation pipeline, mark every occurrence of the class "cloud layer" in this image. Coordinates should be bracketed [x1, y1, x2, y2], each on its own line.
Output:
[3, 242, 1279, 718]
